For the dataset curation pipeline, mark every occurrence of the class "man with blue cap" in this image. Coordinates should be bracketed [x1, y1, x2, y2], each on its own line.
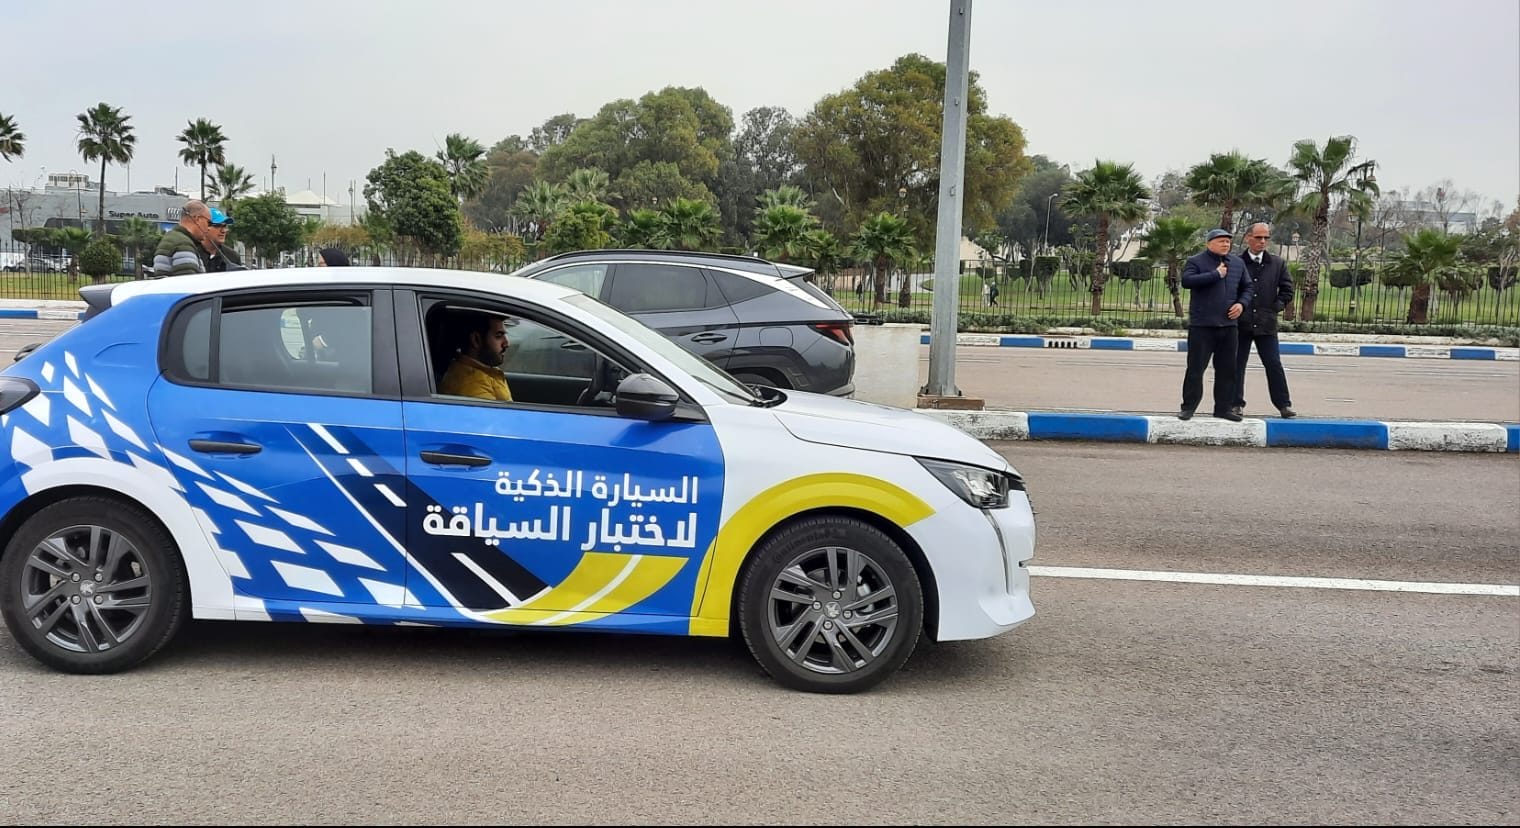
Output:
[205, 206, 245, 272]
[1177, 228, 1254, 421]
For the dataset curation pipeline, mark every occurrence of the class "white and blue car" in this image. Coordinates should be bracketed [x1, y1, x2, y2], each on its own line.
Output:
[0, 269, 1035, 693]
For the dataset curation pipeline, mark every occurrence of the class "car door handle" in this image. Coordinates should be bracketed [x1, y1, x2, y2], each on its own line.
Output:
[690, 333, 728, 344]
[189, 439, 262, 455]
[419, 450, 491, 468]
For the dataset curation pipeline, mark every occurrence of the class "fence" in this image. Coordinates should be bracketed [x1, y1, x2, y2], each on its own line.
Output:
[3, 240, 1516, 327]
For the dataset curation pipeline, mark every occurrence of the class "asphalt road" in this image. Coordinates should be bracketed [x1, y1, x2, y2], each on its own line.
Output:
[921, 345, 1520, 423]
[1, 443, 1515, 825]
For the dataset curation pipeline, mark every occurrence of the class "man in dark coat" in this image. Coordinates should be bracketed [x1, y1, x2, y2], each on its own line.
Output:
[1232, 222, 1296, 418]
[1179, 228, 1254, 421]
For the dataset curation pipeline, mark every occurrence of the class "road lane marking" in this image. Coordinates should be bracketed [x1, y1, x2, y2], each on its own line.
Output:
[1028, 566, 1519, 597]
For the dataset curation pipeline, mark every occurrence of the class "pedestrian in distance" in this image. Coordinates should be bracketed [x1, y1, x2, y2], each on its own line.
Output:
[1178, 228, 1254, 422]
[1231, 222, 1296, 419]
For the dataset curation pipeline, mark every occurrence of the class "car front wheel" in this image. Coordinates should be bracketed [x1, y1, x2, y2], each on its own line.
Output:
[737, 516, 923, 693]
[0, 497, 187, 674]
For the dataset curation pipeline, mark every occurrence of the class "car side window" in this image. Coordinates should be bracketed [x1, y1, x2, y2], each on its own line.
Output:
[606, 264, 711, 313]
[422, 300, 631, 409]
[708, 269, 773, 304]
[535, 263, 609, 298]
[165, 294, 373, 394]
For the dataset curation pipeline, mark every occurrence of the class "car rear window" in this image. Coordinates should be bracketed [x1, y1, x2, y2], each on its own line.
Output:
[708, 269, 773, 304]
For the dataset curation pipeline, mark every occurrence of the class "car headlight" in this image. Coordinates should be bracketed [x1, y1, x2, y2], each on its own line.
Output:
[917, 458, 1023, 510]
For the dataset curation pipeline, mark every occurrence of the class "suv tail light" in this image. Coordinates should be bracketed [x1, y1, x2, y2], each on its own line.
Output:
[812, 321, 854, 346]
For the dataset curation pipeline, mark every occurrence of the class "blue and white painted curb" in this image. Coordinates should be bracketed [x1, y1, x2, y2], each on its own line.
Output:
[921, 333, 1520, 361]
[0, 308, 84, 320]
[921, 410, 1520, 453]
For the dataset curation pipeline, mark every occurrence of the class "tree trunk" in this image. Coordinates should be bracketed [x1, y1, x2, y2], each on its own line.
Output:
[97, 158, 108, 236]
[897, 268, 911, 308]
[1406, 281, 1431, 324]
[1221, 201, 1235, 233]
[1166, 263, 1184, 317]
[1089, 216, 1109, 316]
[200, 163, 207, 201]
[873, 256, 887, 306]
[1298, 212, 1330, 321]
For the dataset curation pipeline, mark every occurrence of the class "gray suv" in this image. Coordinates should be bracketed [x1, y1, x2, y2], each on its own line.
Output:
[511, 250, 856, 396]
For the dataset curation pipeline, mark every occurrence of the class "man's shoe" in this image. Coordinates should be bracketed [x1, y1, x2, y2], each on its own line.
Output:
[1178, 408, 1194, 421]
[1230, 405, 1244, 418]
[1215, 409, 1244, 422]
[1278, 407, 1297, 419]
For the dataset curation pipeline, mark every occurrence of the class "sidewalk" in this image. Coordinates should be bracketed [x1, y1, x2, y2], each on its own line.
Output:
[0, 299, 86, 320]
[921, 409, 1520, 454]
[922, 332, 1520, 362]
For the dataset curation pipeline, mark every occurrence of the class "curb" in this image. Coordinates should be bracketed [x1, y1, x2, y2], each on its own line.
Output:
[920, 410, 1520, 453]
[0, 308, 84, 320]
[921, 333, 1519, 362]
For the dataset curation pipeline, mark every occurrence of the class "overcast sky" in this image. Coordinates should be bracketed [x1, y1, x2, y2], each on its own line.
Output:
[6, 0, 1517, 212]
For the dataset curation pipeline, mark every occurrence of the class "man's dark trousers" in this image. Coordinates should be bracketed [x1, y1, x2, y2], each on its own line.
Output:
[1234, 330, 1291, 410]
[1182, 326, 1238, 416]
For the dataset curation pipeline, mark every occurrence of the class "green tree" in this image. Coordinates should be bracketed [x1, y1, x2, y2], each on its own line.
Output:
[235, 191, 306, 264]
[465, 145, 540, 233]
[1284, 136, 1377, 321]
[76, 103, 136, 235]
[758, 185, 814, 212]
[995, 158, 1075, 262]
[509, 180, 568, 242]
[0, 113, 23, 161]
[564, 167, 614, 204]
[1062, 160, 1151, 315]
[115, 216, 161, 275]
[659, 197, 721, 251]
[853, 212, 917, 307]
[529, 113, 583, 153]
[1138, 216, 1202, 318]
[614, 160, 713, 212]
[436, 133, 489, 203]
[542, 202, 614, 255]
[751, 204, 817, 262]
[364, 149, 463, 257]
[620, 208, 671, 250]
[793, 53, 1031, 238]
[1183, 151, 1282, 232]
[176, 118, 228, 201]
[55, 226, 93, 279]
[1385, 228, 1462, 324]
[207, 163, 256, 205]
[78, 238, 121, 283]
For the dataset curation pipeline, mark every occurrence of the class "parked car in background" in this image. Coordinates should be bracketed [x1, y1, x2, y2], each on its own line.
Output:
[511, 250, 857, 396]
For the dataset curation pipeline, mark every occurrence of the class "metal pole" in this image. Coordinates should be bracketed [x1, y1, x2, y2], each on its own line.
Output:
[1043, 192, 1055, 255]
[925, 0, 973, 399]
[1350, 216, 1362, 318]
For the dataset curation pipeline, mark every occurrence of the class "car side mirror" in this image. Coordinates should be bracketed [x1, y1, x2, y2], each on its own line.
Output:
[614, 373, 679, 421]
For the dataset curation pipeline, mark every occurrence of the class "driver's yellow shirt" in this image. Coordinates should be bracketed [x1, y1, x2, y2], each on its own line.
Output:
[439, 355, 513, 402]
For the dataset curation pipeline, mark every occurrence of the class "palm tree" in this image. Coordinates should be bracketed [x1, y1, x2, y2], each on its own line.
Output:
[115, 216, 161, 275]
[1284, 136, 1377, 321]
[76, 103, 136, 235]
[751, 204, 817, 262]
[0, 113, 24, 161]
[564, 168, 613, 204]
[510, 181, 568, 241]
[758, 185, 815, 212]
[436, 133, 488, 203]
[55, 226, 93, 279]
[801, 228, 843, 291]
[1183, 151, 1281, 232]
[207, 163, 256, 204]
[621, 208, 671, 249]
[1386, 228, 1462, 324]
[1138, 216, 1202, 318]
[176, 118, 228, 200]
[660, 198, 721, 251]
[1062, 161, 1151, 315]
[853, 212, 916, 307]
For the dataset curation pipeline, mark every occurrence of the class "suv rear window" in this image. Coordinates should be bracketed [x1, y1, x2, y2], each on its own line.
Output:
[709, 269, 773, 304]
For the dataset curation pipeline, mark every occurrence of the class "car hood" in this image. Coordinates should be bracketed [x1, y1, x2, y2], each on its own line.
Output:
[770, 391, 1012, 472]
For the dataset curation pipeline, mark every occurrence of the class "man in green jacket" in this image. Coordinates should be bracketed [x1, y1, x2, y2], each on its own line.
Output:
[152, 200, 213, 277]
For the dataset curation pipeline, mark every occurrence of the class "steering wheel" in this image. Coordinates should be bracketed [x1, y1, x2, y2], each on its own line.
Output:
[577, 356, 611, 406]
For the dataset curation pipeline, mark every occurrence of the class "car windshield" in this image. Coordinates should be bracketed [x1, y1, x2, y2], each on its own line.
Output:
[563, 293, 759, 405]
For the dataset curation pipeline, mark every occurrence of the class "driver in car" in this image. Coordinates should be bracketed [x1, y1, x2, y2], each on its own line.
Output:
[439, 311, 514, 402]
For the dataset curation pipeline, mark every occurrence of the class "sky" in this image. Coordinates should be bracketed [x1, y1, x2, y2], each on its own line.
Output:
[5, 0, 1518, 214]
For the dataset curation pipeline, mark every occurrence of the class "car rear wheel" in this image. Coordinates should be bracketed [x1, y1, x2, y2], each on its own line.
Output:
[737, 516, 922, 693]
[0, 498, 187, 674]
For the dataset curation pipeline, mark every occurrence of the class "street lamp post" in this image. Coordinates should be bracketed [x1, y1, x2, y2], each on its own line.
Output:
[1349, 172, 1376, 318]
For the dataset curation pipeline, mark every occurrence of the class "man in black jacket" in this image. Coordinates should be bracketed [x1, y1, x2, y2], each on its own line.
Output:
[1232, 222, 1296, 419]
[1179, 228, 1254, 421]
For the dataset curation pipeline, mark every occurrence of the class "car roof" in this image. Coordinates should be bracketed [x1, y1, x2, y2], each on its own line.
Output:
[111, 267, 583, 306]
[516, 249, 811, 279]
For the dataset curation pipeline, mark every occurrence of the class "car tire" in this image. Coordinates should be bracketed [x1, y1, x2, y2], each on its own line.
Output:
[0, 497, 188, 674]
[737, 515, 922, 694]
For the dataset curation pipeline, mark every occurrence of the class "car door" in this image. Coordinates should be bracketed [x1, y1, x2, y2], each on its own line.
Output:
[396, 289, 724, 631]
[145, 289, 414, 612]
[604, 263, 741, 371]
